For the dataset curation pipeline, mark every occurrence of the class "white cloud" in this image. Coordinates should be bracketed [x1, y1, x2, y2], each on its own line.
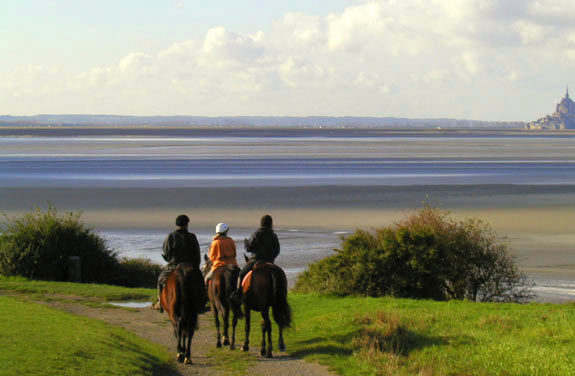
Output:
[201, 27, 264, 66]
[3, 0, 575, 120]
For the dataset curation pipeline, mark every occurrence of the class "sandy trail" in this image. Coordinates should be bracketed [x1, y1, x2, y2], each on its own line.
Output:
[40, 300, 334, 376]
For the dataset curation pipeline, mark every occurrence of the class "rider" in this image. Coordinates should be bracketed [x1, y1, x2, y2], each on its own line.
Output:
[152, 214, 207, 312]
[231, 214, 280, 303]
[204, 223, 238, 284]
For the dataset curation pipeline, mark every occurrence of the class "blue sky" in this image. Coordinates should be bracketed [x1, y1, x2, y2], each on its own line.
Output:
[2, 0, 575, 121]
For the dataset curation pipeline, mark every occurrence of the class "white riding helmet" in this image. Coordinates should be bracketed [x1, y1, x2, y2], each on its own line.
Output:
[216, 223, 229, 234]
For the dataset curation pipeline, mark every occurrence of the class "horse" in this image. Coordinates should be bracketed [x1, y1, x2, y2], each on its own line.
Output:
[201, 255, 243, 349]
[160, 262, 203, 364]
[240, 254, 291, 358]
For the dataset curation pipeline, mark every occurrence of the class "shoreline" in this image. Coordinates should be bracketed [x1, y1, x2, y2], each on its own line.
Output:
[3, 184, 575, 302]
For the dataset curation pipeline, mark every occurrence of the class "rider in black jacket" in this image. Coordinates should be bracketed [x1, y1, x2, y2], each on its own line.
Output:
[152, 214, 207, 312]
[231, 214, 279, 302]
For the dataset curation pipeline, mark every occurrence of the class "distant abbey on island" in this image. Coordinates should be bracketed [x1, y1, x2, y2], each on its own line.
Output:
[526, 88, 575, 130]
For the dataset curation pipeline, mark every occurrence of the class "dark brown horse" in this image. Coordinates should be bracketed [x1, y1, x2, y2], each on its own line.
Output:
[241, 254, 291, 358]
[202, 255, 242, 349]
[160, 262, 203, 364]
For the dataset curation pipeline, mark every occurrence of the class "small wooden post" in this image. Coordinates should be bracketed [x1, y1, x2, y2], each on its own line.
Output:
[67, 256, 82, 282]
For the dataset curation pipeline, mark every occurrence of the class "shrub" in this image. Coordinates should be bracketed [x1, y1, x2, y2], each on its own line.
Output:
[294, 207, 533, 302]
[0, 207, 119, 283]
[112, 257, 163, 288]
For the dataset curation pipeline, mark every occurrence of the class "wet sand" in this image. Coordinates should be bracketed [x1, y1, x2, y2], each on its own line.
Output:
[3, 185, 575, 294]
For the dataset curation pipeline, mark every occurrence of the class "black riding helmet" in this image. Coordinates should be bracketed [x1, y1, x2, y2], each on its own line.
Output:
[175, 214, 190, 227]
[260, 214, 273, 228]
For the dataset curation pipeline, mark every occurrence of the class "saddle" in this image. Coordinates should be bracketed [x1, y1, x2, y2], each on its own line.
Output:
[241, 261, 275, 292]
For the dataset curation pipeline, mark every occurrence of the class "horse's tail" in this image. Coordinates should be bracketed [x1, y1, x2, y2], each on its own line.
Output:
[226, 265, 242, 316]
[271, 267, 291, 329]
[177, 265, 199, 331]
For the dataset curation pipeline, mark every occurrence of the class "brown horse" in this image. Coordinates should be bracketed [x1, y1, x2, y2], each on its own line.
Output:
[160, 262, 203, 364]
[240, 254, 291, 358]
[202, 255, 242, 349]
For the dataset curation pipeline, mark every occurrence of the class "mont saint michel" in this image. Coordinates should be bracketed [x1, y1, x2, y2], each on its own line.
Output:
[526, 88, 575, 130]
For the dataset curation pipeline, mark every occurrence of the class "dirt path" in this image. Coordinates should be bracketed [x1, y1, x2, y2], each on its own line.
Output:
[39, 300, 334, 376]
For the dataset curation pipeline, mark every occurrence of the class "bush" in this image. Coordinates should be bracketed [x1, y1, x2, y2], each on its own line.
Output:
[0, 208, 119, 283]
[112, 257, 163, 288]
[0, 207, 162, 287]
[294, 207, 533, 302]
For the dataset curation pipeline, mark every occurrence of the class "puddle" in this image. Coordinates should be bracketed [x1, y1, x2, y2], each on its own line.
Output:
[109, 301, 152, 308]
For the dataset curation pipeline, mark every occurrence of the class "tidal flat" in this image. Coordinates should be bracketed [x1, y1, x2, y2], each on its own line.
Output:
[1, 127, 575, 301]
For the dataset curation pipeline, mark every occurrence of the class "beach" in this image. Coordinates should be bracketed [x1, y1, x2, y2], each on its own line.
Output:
[2, 127, 575, 301]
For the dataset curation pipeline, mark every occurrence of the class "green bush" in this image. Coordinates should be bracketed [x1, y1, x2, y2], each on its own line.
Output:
[0, 208, 118, 283]
[112, 257, 163, 288]
[295, 207, 532, 302]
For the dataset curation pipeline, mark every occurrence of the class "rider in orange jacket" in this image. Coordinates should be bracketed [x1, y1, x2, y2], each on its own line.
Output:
[204, 223, 238, 283]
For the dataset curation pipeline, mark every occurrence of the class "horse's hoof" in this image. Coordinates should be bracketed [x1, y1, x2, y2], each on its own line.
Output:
[260, 348, 266, 356]
[230, 344, 235, 350]
[266, 352, 273, 358]
[216, 342, 222, 348]
[279, 344, 286, 352]
[223, 339, 230, 346]
[176, 353, 185, 363]
[241, 345, 249, 352]
[184, 357, 192, 365]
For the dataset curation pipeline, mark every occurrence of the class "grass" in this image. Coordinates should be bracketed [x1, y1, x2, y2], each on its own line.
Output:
[284, 294, 575, 376]
[3, 278, 575, 375]
[207, 294, 575, 376]
[0, 295, 173, 376]
[0, 276, 155, 301]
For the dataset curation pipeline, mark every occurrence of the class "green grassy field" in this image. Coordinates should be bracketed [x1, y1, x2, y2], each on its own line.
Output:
[0, 276, 155, 301]
[283, 294, 575, 375]
[2, 279, 575, 375]
[206, 294, 575, 376]
[0, 295, 173, 376]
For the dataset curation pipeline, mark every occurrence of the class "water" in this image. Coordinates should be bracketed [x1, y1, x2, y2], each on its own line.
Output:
[109, 301, 152, 308]
[101, 228, 575, 302]
[530, 278, 575, 303]
[2, 131, 575, 188]
[103, 228, 343, 287]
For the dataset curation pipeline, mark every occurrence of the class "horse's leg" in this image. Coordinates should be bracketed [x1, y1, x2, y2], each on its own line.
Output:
[261, 307, 273, 358]
[213, 307, 222, 348]
[230, 308, 238, 350]
[242, 305, 250, 351]
[176, 325, 185, 363]
[278, 326, 286, 352]
[222, 306, 230, 346]
[184, 327, 194, 364]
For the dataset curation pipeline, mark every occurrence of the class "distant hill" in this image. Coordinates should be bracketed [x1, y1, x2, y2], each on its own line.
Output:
[0, 114, 525, 129]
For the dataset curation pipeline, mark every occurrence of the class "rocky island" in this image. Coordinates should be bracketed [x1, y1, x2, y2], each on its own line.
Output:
[526, 88, 575, 130]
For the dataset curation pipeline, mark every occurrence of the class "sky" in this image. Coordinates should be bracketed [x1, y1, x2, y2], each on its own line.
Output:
[2, 0, 575, 121]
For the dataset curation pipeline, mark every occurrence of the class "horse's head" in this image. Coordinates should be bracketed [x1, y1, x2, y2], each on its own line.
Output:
[201, 254, 212, 277]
